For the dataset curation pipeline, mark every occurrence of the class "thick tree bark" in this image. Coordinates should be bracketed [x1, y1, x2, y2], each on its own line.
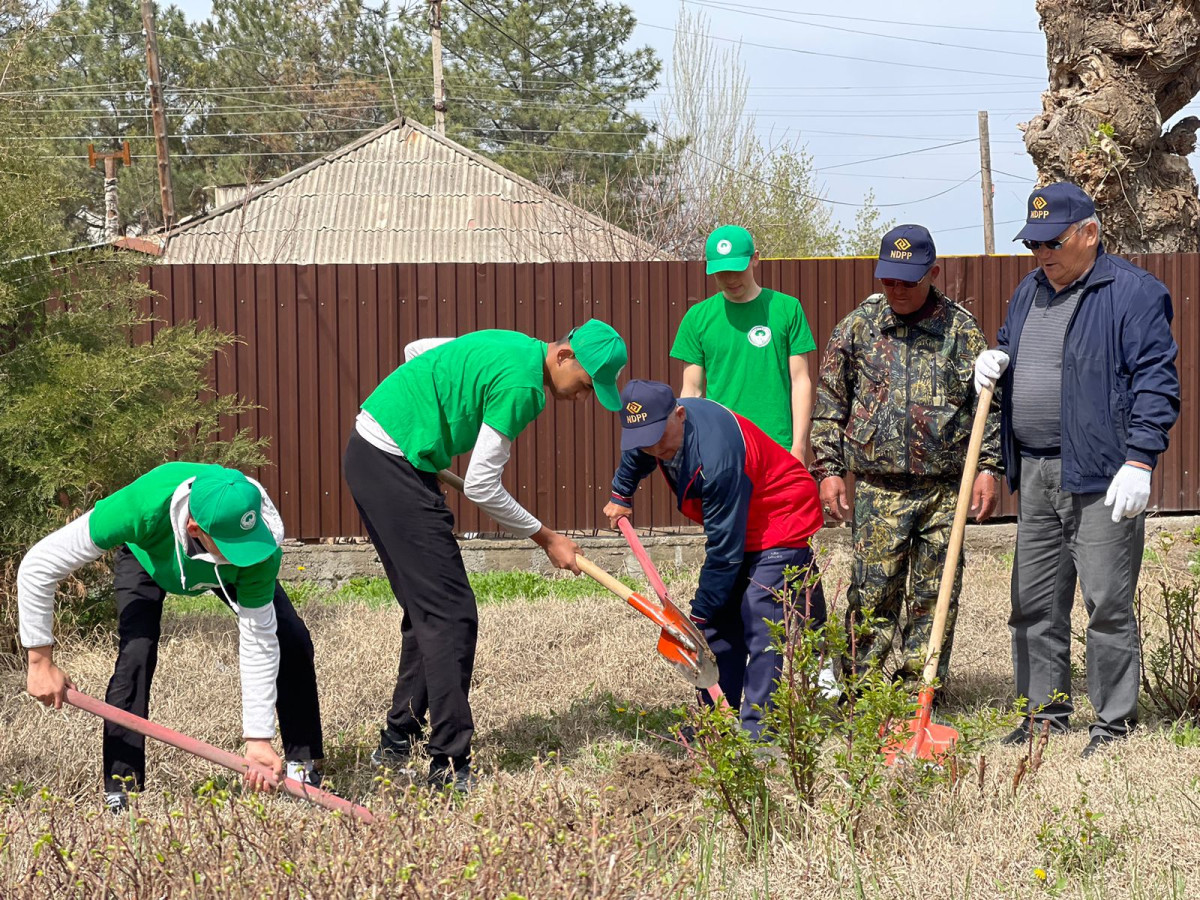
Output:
[1023, 0, 1200, 252]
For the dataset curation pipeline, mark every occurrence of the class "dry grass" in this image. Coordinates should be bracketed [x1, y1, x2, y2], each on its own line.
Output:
[2, 531, 1200, 898]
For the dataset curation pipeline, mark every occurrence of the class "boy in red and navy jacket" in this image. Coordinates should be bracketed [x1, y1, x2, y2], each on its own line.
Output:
[603, 380, 827, 738]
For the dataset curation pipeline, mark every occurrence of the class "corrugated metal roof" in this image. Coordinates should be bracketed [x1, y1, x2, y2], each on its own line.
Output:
[159, 119, 663, 264]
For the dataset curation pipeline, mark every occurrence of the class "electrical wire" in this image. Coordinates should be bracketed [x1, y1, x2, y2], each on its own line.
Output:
[455, 0, 995, 209]
[637, 22, 1044, 80]
[678, 1, 1041, 35]
[681, 0, 1044, 58]
[817, 139, 976, 171]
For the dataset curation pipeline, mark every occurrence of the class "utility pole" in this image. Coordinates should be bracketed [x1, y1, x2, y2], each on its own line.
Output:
[429, 0, 446, 133]
[141, 0, 175, 230]
[978, 110, 995, 255]
[88, 141, 133, 241]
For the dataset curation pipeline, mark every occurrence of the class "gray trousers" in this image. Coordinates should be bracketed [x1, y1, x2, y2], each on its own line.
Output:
[1010, 457, 1144, 738]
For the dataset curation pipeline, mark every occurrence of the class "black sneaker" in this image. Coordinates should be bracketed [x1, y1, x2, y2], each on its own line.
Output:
[1081, 731, 1127, 759]
[371, 729, 417, 773]
[104, 790, 129, 815]
[1001, 721, 1062, 745]
[1000, 724, 1034, 746]
[427, 762, 478, 795]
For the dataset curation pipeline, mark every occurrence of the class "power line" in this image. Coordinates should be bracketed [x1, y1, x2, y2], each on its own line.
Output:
[681, 1, 1041, 35]
[817, 140, 976, 171]
[455, 0, 988, 209]
[33, 149, 343, 160]
[4, 128, 377, 141]
[637, 22, 1044, 80]
[682, 0, 1044, 58]
[938, 217, 1024, 234]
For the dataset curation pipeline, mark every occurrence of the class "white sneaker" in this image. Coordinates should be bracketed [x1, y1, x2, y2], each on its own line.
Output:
[104, 790, 129, 815]
[818, 665, 842, 701]
[285, 760, 322, 788]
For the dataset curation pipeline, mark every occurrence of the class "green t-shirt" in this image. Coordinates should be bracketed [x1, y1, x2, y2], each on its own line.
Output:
[361, 330, 548, 472]
[88, 461, 281, 607]
[670, 288, 816, 447]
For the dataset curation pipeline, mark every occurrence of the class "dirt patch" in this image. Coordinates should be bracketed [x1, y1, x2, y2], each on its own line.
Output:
[604, 751, 697, 816]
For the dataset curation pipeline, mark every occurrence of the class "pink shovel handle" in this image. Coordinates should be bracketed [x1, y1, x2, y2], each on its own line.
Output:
[616, 518, 728, 708]
[65, 688, 374, 824]
[617, 517, 671, 604]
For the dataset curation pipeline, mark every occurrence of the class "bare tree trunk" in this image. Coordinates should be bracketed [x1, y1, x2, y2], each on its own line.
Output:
[1024, 0, 1200, 252]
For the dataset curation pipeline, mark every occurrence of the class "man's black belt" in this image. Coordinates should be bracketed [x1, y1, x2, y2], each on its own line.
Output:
[1019, 445, 1061, 459]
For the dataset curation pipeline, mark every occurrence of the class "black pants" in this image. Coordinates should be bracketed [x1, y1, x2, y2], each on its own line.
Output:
[343, 430, 477, 768]
[103, 547, 324, 793]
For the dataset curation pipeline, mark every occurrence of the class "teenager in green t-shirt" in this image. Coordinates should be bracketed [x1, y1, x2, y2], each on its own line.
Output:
[16, 463, 325, 812]
[345, 320, 627, 793]
[671, 225, 817, 459]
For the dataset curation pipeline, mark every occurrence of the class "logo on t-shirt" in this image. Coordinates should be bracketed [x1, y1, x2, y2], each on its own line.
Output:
[748, 325, 772, 347]
[716, 239, 732, 255]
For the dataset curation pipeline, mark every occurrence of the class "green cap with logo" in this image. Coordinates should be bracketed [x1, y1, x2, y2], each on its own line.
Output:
[188, 469, 277, 567]
[705, 225, 756, 275]
[566, 319, 628, 412]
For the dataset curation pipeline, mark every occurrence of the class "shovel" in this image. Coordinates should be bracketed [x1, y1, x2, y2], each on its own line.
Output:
[65, 688, 375, 823]
[436, 469, 721, 695]
[573, 554, 721, 695]
[882, 385, 994, 765]
[613, 516, 725, 704]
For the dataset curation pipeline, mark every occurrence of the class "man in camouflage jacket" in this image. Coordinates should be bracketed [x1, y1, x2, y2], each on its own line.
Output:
[810, 225, 1001, 691]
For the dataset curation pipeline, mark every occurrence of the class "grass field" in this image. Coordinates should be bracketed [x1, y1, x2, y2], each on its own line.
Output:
[3, 528, 1200, 899]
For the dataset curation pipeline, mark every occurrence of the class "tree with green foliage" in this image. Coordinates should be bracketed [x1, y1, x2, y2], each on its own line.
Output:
[440, 0, 660, 222]
[184, 0, 427, 192]
[0, 41, 264, 633]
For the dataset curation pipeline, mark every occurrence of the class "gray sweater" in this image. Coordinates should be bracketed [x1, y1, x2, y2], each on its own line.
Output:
[1011, 281, 1085, 451]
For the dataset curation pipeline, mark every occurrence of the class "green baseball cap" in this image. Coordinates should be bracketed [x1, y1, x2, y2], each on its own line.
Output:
[705, 224, 756, 274]
[567, 319, 627, 412]
[188, 469, 278, 567]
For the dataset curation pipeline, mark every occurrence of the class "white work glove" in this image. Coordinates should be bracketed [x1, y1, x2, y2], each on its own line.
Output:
[1104, 464, 1152, 523]
[973, 349, 1010, 394]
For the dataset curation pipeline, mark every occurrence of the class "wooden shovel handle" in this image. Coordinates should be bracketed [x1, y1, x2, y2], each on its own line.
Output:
[921, 386, 994, 685]
[576, 555, 634, 600]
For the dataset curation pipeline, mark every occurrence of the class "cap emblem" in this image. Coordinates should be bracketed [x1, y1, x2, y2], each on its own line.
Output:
[716, 239, 732, 255]
[893, 238, 911, 251]
[625, 401, 642, 414]
[240, 511, 257, 531]
[1032, 196, 1047, 210]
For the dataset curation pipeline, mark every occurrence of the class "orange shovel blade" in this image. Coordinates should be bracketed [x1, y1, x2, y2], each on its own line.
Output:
[882, 687, 959, 765]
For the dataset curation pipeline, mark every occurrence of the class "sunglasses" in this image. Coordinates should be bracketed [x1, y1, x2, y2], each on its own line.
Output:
[1021, 225, 1082, 252]
[880, 277, 922, 289]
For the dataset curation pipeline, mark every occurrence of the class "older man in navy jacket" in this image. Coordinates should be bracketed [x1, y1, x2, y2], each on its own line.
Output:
[975, 183, 1179, 758]
[603, 380, 828, 739]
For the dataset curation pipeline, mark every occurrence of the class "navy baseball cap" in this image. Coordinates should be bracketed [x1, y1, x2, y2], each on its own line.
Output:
[874, 224, 937, 281]
[619, 380, 677, 452]
[1014, 182, 1096, 242]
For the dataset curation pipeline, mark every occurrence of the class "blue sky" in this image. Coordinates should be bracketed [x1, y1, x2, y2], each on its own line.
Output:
[168, 0, 1200, 255]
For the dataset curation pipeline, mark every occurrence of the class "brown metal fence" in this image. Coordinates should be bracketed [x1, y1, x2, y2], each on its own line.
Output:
[141, 255, 1199, 539]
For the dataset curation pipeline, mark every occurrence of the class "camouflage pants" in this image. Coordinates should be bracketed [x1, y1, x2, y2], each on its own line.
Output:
[844, 474, 963, 685]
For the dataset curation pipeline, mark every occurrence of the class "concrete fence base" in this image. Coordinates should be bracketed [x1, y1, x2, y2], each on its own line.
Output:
[279, 515, 1200, 588]
[279, 520, 1019, 588]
